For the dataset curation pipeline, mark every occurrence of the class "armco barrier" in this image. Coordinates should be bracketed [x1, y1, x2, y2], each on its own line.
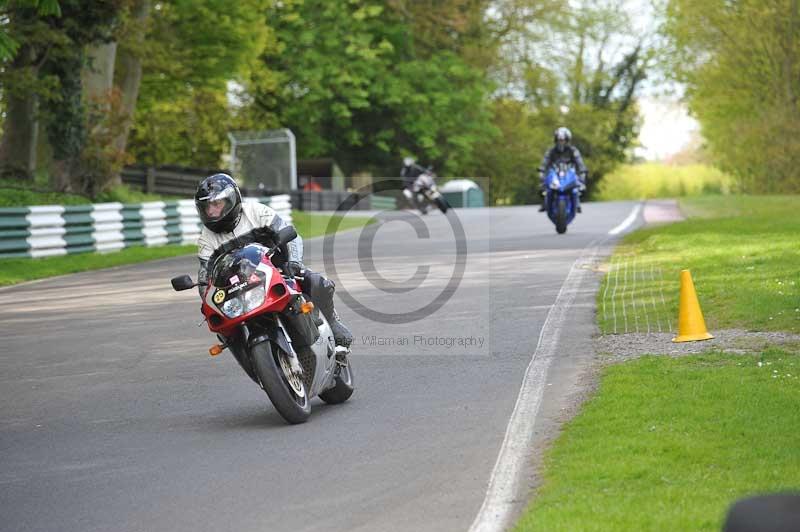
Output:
[0, 195, 291, 259]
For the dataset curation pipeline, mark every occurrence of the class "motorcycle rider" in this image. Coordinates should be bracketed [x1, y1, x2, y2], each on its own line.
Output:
[538, 127, 588, 213]
[194, 173, 353, 348]
[400, 156, 427, 209]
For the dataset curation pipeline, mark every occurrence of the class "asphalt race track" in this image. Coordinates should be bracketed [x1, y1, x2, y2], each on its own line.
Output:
[0, 202, 642, 532]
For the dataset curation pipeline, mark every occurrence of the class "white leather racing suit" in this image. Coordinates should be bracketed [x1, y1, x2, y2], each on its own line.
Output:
[198, 200, 302, 264]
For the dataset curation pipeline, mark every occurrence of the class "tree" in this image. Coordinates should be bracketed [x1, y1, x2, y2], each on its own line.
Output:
[126, 0, 272, 167]
[40, 0, 123, 193]
[111, 0, 150, 159]
[473, 98, 549, 204]
[0, 0, 61, 61]
[248, 0, 496, 176]
[664, 0, 800, 193]
[0, 0, 64, 180]
[0, 0, 127, 193]
[476, 0, 651, 203]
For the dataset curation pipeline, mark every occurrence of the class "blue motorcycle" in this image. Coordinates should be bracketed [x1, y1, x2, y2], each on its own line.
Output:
[543, 163, 580, 234]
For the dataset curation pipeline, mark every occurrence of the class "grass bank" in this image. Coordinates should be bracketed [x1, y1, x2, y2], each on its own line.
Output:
[0, 179, 176, 207]
[598, 195, 800, 334]
[0, 211, 373, 287]
[595, 163, 734, 201]
[517, 194, 800, 530]
[516, 350, 800, 531]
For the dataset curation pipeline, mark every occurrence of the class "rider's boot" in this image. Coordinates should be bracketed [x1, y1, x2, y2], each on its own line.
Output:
[304, 272, 353, 348]
[327, 308, 354, 349]
[576, 183, 585, 213]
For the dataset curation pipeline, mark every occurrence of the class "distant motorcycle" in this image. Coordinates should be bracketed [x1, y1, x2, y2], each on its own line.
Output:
[543, 162, 580, 234]
[170, 226, 353, 424]
[403, 169, 449, 214]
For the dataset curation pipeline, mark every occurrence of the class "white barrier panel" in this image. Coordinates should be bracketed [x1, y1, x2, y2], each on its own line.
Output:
[1, 194, 293, 258]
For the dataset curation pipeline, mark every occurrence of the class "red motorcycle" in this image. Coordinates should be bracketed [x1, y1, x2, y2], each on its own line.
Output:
[170, 226, 354, 424]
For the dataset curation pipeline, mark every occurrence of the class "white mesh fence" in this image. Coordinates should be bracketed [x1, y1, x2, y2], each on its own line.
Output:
[228, 129, 297, 193]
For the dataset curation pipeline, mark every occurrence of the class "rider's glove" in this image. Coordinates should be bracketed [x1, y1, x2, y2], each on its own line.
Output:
[285, 260, 305, 277]
[253, 226, 277, 244]
[198, 260, 209, 297]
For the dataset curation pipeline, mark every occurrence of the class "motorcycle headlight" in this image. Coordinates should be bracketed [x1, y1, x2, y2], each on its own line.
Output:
[222, 297, 244, 318]
[550, 178, 561, 189]
[243, 285, 266, 313]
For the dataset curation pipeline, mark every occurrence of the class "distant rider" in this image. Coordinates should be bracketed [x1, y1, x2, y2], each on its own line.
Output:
[400, 156, 427, 208]
[194, 173, 353, 347]
[538, 127, 588, 212]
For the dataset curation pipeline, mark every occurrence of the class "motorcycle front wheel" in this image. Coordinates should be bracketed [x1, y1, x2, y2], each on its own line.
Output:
[434, 196, 449, 214]
[556, 198, 568, 234]
[251, 342, 311, 424]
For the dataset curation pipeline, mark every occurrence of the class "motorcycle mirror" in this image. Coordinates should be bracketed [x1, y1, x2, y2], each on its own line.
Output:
[171, 275, 196, 291]
[276, 225, 297, 246]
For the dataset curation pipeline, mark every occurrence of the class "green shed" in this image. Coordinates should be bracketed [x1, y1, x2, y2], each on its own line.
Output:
[440, 179, 484, 208]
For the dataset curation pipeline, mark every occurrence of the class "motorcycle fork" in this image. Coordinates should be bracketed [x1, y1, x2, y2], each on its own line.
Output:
[247, 317, 299, 360]
[223, 326, 259, 384]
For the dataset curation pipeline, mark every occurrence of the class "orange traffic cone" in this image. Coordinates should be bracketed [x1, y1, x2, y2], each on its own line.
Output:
[673, 269, 714, 343]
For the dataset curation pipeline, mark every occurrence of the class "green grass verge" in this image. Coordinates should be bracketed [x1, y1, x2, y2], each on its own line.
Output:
[598, 195, 800, 334]
[517, 194, 800, 531]
[290, 210, 376, 238]
[515, 350, 800, 531]
[0, 245, 198, 286]
[0, 211, 374, 286]
[595, 163, 734, 201]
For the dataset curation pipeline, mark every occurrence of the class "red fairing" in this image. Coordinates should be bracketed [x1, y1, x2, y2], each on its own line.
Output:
[201, 261, 300, 336]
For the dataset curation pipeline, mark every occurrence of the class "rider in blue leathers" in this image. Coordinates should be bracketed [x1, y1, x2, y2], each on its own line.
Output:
[538, 127, 588, 212]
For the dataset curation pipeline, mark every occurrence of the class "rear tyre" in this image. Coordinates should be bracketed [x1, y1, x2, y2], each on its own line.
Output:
[556, 198, 567, 234]
[319, 360, 354, 405]
[434, 196, 449, 213]
[251, 342, 311, 424]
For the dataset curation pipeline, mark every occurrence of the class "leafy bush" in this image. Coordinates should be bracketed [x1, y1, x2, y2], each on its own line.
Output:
[0, 180, 178, 207]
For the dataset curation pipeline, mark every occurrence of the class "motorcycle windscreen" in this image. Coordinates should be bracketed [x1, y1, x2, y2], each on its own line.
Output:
[211, 244, 268, 289]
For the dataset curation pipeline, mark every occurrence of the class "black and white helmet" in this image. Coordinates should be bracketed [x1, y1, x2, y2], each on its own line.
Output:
[195, 173, 243, 233]
[554, 127, 572, 151]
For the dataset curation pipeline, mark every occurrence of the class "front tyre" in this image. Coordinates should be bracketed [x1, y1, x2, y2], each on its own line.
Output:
[434, 196, 449, 213]
[251, 342, 311, 424]
[556, 198, 567, 234]
[319, 360, 354, 404]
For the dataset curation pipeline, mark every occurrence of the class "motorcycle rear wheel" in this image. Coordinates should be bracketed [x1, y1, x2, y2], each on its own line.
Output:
[251, 342, 311, 424]
[556, 198, 568, 234]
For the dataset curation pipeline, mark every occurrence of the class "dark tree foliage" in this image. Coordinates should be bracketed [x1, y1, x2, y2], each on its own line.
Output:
[1, 0, 655, 202]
